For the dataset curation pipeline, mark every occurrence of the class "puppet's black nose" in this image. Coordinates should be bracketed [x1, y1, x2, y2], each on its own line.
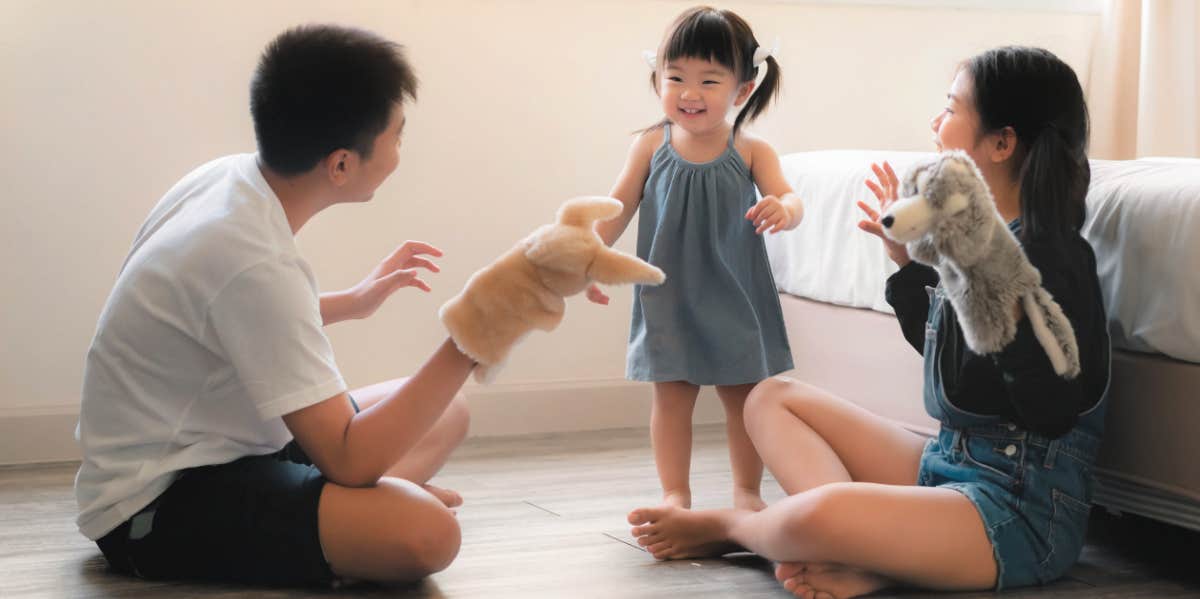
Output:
[881, 215, 894, 228]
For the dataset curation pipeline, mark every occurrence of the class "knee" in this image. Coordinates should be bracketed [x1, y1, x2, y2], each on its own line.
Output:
[744, 377, 795, 425]
[404, 505, 461, 575]
[381, 480, 462, 578]
[779, 483, 852, 546]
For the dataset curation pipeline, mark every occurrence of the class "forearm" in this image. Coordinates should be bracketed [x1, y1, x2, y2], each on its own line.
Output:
[595, 195, 639, 247]
[319, 289, 360, 325]
[781, 192, 804, 229]
[594, 218, 626, 247]
[339, 339, 475, 483]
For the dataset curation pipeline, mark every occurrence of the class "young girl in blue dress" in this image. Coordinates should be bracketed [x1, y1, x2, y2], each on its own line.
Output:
[590, 6, 804, 511]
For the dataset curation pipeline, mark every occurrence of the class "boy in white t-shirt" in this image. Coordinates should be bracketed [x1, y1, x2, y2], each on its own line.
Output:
[77, 25, 477, 586]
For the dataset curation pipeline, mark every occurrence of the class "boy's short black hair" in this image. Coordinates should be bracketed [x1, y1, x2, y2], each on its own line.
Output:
[250, 25, 417, 176]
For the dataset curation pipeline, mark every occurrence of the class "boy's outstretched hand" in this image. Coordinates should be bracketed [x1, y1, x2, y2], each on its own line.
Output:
[321, 241, 443, 324]
[353, 240, 443, 315]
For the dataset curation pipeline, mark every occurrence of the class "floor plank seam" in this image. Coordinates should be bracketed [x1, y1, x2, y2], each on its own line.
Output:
[603, 532, 647, 553]
[522, 500, 561, 517]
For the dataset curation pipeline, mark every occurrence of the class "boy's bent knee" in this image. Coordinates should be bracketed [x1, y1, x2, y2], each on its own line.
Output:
[319, 478, 462, 582]
[368, 479, 461, 580]
[397, 500, 461, 576]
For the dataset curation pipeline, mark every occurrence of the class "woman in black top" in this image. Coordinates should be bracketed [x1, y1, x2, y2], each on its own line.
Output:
[626, 46, 1110, 598]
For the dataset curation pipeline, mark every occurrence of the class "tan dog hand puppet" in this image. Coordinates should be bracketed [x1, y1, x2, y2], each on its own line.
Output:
[440, 196, 666, 383]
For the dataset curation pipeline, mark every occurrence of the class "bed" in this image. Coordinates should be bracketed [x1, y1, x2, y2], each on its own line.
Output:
[766, 150, 1200, 531]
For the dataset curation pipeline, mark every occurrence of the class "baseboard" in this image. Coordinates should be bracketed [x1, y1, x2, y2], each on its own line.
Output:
[462, 378, 727, 437]
[0, 405, 82, 466]
[0, 380, 729, 466]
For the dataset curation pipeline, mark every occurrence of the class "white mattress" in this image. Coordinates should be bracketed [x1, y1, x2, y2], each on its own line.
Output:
[766, 150, 1200, 363]
[764, 150, 932, 314]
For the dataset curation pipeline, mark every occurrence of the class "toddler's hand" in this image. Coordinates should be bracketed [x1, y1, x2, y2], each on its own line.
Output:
[585, 283, 610, 305]
[352, 240, 443, 318]
[857, 161, 911, 267]
[745, 196, 793, 235]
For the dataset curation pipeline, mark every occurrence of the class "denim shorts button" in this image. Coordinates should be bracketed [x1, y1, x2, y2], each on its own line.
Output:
[1004, 444, 1017, 457]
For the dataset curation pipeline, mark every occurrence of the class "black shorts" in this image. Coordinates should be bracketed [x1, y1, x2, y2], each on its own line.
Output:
[95, 395, 360, 587]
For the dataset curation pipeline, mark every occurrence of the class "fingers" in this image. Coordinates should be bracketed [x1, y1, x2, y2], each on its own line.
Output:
[883, 161, 899, 187]
[405, 256, 441, 273]
[869, 164, 891, 200]
[746, 196, 779, 225]
[858, 219, 885, 238]
[868, 162, 899, 205]
[745, 203, 762, 221]
[856, 200, 879, 221]
[397, 240, 444, 258]
[864, 178, 885, 203]
[383, 269, 431, 292]
[586, 284, 610, 305]
[749, 199, 789, 234]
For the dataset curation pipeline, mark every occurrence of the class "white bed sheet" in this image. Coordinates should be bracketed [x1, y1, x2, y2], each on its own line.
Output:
[1084, 159, 1200, 363]
[767, 151, 1200, 363]
[764, 150, 932, 314]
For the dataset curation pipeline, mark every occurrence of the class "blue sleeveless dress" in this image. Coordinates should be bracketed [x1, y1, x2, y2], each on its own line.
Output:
[627, 125, 793, 385]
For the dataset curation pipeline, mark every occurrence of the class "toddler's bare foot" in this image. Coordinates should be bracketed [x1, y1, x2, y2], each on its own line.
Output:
[627, 505, 747, 560]
[776, 561, 893, 599]
[421, 483, 462, 508]
[733, 487, 767, 512]
[662, 489, 691, 509]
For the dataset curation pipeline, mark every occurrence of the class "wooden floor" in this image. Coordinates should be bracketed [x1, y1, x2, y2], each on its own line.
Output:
[3, 425, 1199, 598]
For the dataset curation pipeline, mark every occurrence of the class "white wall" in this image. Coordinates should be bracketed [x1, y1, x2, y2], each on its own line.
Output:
[0, 0, 1097, 463]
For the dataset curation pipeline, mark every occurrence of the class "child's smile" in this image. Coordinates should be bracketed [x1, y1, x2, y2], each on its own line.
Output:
[658, 56, 750, 135]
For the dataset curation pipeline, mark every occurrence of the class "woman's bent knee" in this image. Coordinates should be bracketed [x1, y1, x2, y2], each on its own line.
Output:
[779, 483, 853, 546]
[744, 376, 799, 423]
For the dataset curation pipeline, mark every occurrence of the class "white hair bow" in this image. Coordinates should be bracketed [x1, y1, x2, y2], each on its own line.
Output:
[642, 50, 657, 69]
[752, 37, 779, 67]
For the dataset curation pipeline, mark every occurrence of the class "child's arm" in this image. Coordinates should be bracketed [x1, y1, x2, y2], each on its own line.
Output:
[282, 338, 474, 488]
[745, 138, 804, 235]
[587, 129, 660, 304]
[319, 241, 443, 325]
[594, 130, 658, 245]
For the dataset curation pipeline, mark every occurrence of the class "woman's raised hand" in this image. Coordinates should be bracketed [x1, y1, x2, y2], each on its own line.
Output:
[857, 161, 911, 267]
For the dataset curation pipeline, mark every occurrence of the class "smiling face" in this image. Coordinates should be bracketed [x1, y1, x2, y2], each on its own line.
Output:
[658, 56, 753, 136]
[930, 71, 987, 159]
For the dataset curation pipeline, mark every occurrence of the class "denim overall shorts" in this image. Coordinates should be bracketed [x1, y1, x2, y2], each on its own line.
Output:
[916, 286, 1109, 589]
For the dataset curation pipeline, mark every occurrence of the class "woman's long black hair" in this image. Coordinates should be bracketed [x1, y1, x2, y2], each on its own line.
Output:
[966, 46, 1090, 242]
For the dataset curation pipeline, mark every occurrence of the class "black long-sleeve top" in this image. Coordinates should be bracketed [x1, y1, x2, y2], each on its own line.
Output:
[885, 227, 1110, 438]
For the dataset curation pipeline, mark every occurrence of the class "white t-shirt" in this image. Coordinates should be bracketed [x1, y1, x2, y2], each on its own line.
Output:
[75, 154, 347, 540]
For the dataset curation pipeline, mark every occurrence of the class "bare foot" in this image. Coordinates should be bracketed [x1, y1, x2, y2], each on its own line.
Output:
[776, 561, 892, 599]
[627, 505, 747, 560]
[662, 489, 691, 509]
[421, 483, 462, 508]
[734, 487, 767, 512]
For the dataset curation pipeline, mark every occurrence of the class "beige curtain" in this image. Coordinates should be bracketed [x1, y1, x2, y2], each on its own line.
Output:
[1087, 0, 1200, 159]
